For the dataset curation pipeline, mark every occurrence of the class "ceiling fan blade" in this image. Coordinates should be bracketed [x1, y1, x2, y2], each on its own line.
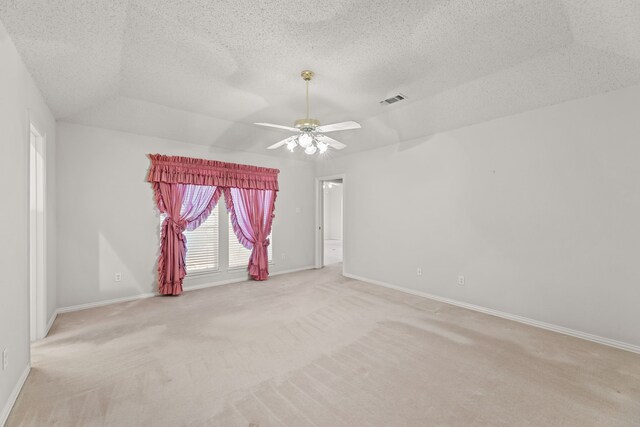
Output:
[318, 135, 347, 150]
[254, 122, 299, 132]
[267, 137, 292, 150]
[316, 121, 361, 133]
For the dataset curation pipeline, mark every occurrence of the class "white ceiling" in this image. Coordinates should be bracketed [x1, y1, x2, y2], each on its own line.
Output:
[1, 0, 639, 158]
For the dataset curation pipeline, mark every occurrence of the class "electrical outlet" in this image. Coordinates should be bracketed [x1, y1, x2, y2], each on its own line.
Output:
[417, 268, 422, 276]
[2, 348, 8, 370]
[458, 275, 465, 286]
[115, 273, 122, 282]
[281, 253, 286, 260]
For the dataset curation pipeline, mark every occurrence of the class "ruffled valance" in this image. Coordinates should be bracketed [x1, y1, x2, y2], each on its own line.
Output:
[146, 154, 280, 191]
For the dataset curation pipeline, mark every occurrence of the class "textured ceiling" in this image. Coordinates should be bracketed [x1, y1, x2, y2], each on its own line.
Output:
[1, 0, 639, 158]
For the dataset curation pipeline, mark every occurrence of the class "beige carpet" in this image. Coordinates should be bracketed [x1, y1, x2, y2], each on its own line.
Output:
[8, 265, 640, 426]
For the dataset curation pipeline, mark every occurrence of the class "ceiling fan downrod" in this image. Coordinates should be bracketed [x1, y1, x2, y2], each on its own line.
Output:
[295, 70, 319, 129]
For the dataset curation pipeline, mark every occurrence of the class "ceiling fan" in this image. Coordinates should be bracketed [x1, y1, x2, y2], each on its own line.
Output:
[255, 70, 361, 155]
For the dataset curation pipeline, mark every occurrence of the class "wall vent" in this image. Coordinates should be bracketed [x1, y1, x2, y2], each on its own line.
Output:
[380, 94, 407, 105]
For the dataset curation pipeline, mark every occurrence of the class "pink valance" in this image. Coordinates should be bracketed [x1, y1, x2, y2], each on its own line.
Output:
[146, 154, 280, 191]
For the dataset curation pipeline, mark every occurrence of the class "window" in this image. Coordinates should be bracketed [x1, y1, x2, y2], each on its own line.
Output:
[160, 204, 273, 273]
[228, 215, 272, 269]
[161, 205, 219, 273]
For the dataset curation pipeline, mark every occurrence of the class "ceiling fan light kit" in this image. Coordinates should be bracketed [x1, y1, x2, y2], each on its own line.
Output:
[255, 70, 361, 156]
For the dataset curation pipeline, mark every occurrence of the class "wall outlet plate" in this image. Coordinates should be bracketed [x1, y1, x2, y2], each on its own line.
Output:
[417, 268, 422, 276]
[115, 273, 122, 282]
[458, 275, 465, 286]
[2, 348, 7, 370]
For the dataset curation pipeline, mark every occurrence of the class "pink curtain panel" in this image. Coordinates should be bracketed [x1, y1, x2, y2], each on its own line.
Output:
[225, 187, 277, 281]
[155, 183, 221, 295]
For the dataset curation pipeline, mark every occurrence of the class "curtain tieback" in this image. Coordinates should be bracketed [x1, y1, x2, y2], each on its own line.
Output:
[166, 217, 187, 235]
[254, 238, 269, 248]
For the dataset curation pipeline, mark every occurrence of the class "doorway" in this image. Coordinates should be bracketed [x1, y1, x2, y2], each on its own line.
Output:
[29, 123, 46, 341]
[315, 174, 346, 271]
[323, 180, 343, 265]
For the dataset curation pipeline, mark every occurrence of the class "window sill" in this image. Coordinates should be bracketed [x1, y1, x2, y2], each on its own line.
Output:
[186, 268, 221, 277]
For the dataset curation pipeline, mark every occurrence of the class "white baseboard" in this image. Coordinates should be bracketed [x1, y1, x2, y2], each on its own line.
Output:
[1, 365, 30, 427]
[45, 311, 57, 337]
[57, 292, 155, 314]
[344, 272, 640, 355]
[183, 277, 247, 292]
[271, 266, 316, 276]
[57, 266, 316, 313]
[183, 265, 315, 291]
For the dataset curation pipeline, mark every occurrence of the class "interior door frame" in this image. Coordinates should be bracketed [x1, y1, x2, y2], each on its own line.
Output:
[315, 173, 346, 273]
[27, 117, 48, 341]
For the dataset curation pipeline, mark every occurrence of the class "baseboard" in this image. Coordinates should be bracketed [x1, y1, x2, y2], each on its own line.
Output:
[344, 272, 640, 355]
[182, 265, 315, 291]
[271, 266, 316, 276]
[183, 277, 248, 292]
[1, 365, 30, 427]
[58, 266, 316, 313]
[57, 292, 155, 314]
[45, 311, 57, 337]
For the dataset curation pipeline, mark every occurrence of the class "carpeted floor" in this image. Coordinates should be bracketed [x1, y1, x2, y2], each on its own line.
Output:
[7, 265, 640, 426]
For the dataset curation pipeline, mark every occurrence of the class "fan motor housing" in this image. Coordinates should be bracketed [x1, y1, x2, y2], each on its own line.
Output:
[294, 118, 320, 129]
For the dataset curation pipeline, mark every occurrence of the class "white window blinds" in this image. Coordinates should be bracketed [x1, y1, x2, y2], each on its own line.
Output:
[183, 205, 219, 272]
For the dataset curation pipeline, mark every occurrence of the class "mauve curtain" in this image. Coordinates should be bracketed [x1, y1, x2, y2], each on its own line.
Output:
[225, 187, 277, 281]
[148, 154, 279, 288]
[155, 183, 222, 295]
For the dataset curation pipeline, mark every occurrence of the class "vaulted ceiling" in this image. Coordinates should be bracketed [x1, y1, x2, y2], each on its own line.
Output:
[1, 0, 639, 158]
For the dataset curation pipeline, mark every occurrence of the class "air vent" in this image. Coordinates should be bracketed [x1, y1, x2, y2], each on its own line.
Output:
[380, 94, 407, 105]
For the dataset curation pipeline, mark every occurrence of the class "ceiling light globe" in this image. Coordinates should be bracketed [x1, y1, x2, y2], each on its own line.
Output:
[299, 133, 312, 148]
[286, 139, 297, 151]
[317, 141, 328, 153]
[304, 144, 317, 155]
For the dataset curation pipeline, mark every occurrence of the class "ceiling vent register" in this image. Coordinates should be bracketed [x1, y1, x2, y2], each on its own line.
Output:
[380, 94, 407, 105]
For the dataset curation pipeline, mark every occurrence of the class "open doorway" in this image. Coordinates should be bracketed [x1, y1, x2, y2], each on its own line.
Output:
[29, 123, 46, 341]
[322, 180, 343, 265]
[315, 174, 346, 272]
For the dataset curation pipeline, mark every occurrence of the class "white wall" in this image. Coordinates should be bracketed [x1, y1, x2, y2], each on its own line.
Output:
[0, 20, 56, 424]
[56, 122, 316, 309]
[317, 85, 640, 348]
[323, 184, 343, 240]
